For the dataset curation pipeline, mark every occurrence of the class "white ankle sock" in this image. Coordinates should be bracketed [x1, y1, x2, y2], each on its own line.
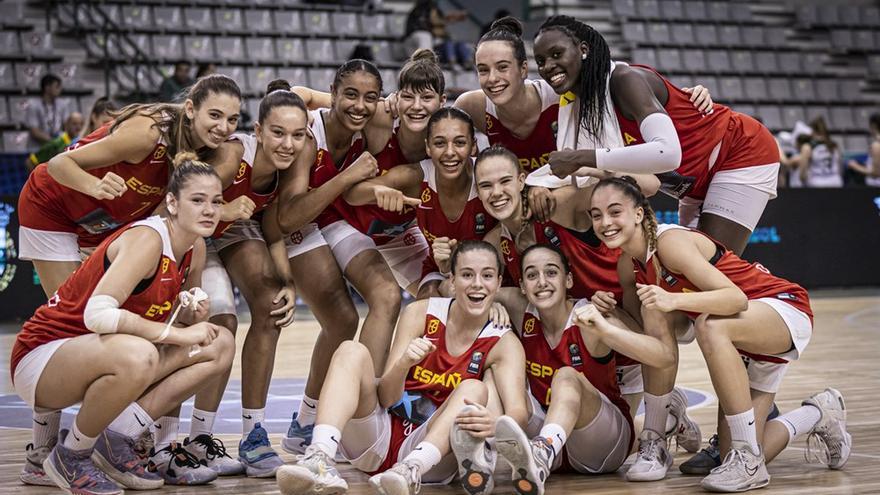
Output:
[726, 409, 760, 453]
[643, 391, 672, 436]
[771, 405, 822, 444]
[154, 416, 180, 450]
[538, 423, 567, 462]
[64, 419, 98, 451]
[403, 441, 442, 473]
[297, 395, 319, 427]
[242, 408, 265, 434]
[33, 410, 60, 447]
[311, 424, 342, 459]
[107, 402, 154, 439]
[189, 408, 217, 438]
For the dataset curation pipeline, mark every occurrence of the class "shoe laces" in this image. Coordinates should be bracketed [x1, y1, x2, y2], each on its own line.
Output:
[169, 444, 203, 469]
[636, 435, 664, 463]
[244, 425, 271, 449]
[804, 431, 834, 466]
[711, 447, 747, 476]
[295, 446, 333, 471]
[193, 435, 231, 460]
[530, 437, 554, 472]
[391, 461, 422, 494]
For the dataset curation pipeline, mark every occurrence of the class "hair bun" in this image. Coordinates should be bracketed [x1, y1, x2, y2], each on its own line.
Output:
[410, 48, 438, 64]
[266, 78, 292, 94]
[490, 16, 523, 37]
[172, 151, 201, 168]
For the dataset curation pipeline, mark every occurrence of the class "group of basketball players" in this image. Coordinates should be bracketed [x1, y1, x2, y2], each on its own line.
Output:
[10, 14, 851, 495]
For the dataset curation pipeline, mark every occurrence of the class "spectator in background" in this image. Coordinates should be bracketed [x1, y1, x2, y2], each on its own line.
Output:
[481, 8, 511, 37]
[80, 96, 117, 138]
[196, 63, 217, 79]
[158, 61, 193, 102]
[782, 117, 843, 188]
[847, 112, 880, 187]
[403, 0, 473, 69]
[24, 74, 70, 151]
[26, 112, 83, 170]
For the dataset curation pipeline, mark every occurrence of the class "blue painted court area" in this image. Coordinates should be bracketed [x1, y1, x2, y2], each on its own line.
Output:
[0, 379, 713, 435]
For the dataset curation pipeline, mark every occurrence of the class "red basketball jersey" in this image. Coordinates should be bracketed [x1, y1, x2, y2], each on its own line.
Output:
[20, 121, 170, 247]
[485, 80, 559, 172]
[11, 216, 193, 377]
[499, 221, 623, 301]
[633, 224, 813, 323]
[341, 126, 417, 245]
[520, 300, 633, 439]
[308, 109, 366, 228]
[212, 134, 279, 238]
[416, 159, 497, 279]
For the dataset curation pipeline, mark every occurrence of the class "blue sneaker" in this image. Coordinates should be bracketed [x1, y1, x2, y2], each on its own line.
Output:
[43, 440, 123, 495]
[281, 412, 313, 455]
[239, 423, 283, 478]
[92, 428, 164, 489]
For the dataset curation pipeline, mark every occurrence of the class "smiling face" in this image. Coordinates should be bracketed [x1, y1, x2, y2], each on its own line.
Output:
[533, 28, 586, 95]
[589, 185, 644, 250]
[521, 247, 573, 310]
[475, 40, 528, 106]
[427, 117, 474, 181]
[451, 248, 501, 317]
[476, 154, 524, 221]
[185, 92, 241, 149]
[331, 71, 380, 132]
[167, 174, 223, 237]
[398, 86, 444, 133]
[254, 105, 309, 171]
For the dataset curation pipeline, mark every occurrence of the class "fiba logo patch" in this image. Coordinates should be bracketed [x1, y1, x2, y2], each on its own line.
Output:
[427, 319, 439, 335]
[474, 213, 486, 235]
[551, 121, 558, 140]
[467, 351, 483, 375]
[568, 344, 583, 367]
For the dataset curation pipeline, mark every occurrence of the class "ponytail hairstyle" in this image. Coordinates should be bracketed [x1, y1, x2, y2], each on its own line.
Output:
[591, 176, 662, 280]
[399, 48, 445, 95]
[82, 96, 118, 137]
[260, 79, 308, 124]
[477, 16, 527, 66]
[519, 243, 571, 276]
[536, 15, 611, 142]
[474, 145, 528, 220]
[332, 58, 383, 93]
[808, 116, 839, 152]
[167, 151, 220, 199]
[450, 239, 503, 275]
[426, 106, 475, 141]
[111, 74, 242, 160]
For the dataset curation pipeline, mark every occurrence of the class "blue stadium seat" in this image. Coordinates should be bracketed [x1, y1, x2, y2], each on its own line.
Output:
[681, 0, 708, 21]
[152, 35, 182, 62]
[830, 106, 857, 131]
[22, 32, 53, 56]
[631, 48, 657, 68]
[853, 30, 875, 51]
[0, 96, 8, 125]
[719, 25, 742, 47]
[656, 48, 683, 72]
[740, 26, 764, 48]
[753, 52, 777, 74]
[647, 23, 671, 45]
[215, 37, 245, 64]
[361, 12, 389, 37]
[2, 130, 29, 153]
[817, 5, 840, 26]
[183, 35, 215, 62]
[308, 68, 335, 89]
[767, 78, 791, 101]
[660, 0, 685, 20]
[830, 30, 853, 50]
[8, 96, 32, 125]
[730, 3, 752, 22]
[730, 50, 754, 74]
[332, 12, 360, 34]
[838, 6, 860, 26]
[275, 11, 303, 35]
[0, 63, 14, 90]
[216, 9, 244, 32]
[305, 39, 334, 63]
[622, 22, 647, 44]
[854, 106, 880, 127]
[742, 77, 767, 100]
[671, 24, 695, 46]
[276, 38, 306, 64]
[278, 67, 308, 87]
[839, 79, 865, 101]
[217, 66, 245, 89]
[386, 14, 407, 38]
[50, 63, 81, 89]
[778, 52, 802, 75]
[303, 11, 331, 35]
[612, 0, 637, 19]
[637, 0, 661, 20]
[335, 40, 358, 61]
[734, 103, 756, 118]
[707, 1, 729, 21]
[814, 79, 841, 102]
[153, 7, 183, 32]
[0, 32, 20, 57]
[863, 7, 880, 27]
[682, 49, 706, 72]
[756, 105, 783, 130]
[15, 62, 45, 90]
[245, 9, 273, 32]
[246, 37, 276, 62]
[695, 24, 719, 47]
[183, 7, 214, 32]
[246, 67, 277, 95]
[791, 79, 816, 102]
[781, 105, 805, 128]
[120, 34, 151, 59]
[719, 77, 743, 101]
[372, 41, 395, 64]
[121, 5, 151, 28]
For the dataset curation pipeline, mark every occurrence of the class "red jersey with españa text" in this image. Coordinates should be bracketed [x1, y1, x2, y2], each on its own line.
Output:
[11, 216, 193, 377]
[416, 158, 497, 280]
[371, 297, 509, 475]
[520, 299, 633, 444]
[18, 121, 170, 248]
[308, 109, 366, 228]
[499, 221, 623, 301]
[634, 224, 812, 323]
[212, 134, 278, 238]
[485, 80, 559, 172]
[341, 126, 417, 245]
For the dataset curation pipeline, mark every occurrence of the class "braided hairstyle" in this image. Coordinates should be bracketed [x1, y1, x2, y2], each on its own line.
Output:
[536, 15, 611, 142]
[474, 145, 529, 221]
[591, 176, 662, 281]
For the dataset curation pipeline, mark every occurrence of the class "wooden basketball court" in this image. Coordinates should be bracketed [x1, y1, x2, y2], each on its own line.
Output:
[1, 292, 877, 494]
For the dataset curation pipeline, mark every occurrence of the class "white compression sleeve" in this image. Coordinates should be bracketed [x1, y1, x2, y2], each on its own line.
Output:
[83, 295, 123, 334]
[595, 112, 681, 174]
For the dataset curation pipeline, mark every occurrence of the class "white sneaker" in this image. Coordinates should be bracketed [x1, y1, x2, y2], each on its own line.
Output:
[20, 442, 56, 486]
[802, 388, 852, 469]
[700, 440, 770, 492]
[183, 434, 245, 476]
[626, 429, 673, 481]
[367, 460, 421, 495]
[668, 386, 702, 453]
[495, 415, 553, 495]
[276, 444, 348, 495]
[450, 406, 496, 495]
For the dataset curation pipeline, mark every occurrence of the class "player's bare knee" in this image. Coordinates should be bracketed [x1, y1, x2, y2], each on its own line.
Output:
[210, 314, 238, 336]
[333, 340, 371, 366]
[109, 335, 160, 379]
[552, 365, 581, 387]
[454, 379, 488, 405]
[694, 315, 729, 353]
[362, 279, 402, 312]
